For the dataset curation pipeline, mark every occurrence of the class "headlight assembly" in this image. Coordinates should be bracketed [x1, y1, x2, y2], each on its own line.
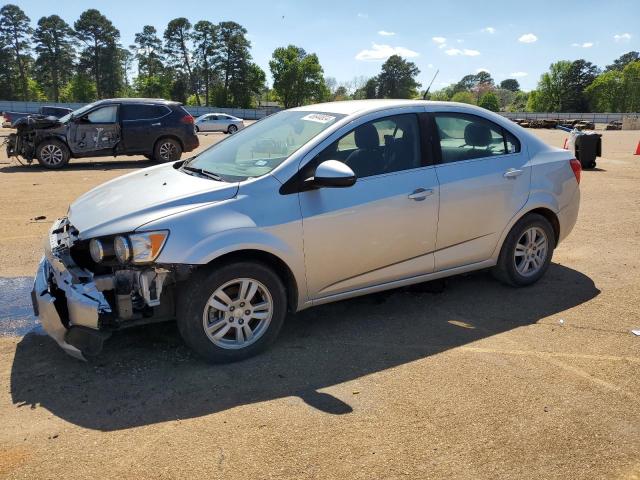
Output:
[113, 231, 169, 264]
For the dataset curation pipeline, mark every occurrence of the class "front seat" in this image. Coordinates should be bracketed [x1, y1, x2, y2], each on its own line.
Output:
[345, 123, 384, 178]
[463, 122, 493, 160]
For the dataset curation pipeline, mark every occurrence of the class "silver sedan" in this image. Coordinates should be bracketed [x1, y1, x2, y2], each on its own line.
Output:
[194, 113, 244, 134]
[31, 100, 581, 363]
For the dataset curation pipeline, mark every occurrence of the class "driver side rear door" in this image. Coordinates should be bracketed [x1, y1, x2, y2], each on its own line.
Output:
[68, 104, 121, 156]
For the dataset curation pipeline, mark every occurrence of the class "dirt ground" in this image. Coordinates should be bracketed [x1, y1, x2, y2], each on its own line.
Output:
[0, 127, 639, 479]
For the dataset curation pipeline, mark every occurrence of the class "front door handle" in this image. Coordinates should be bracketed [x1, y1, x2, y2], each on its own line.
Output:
[151, 122, 161, 126]
[408, 188, 434, 201]
[503, 168, 524, 179]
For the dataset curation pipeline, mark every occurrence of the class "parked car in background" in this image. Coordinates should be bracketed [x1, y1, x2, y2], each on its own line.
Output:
[31, 100, 581, 363]
[2, 105, 73, 127]
[6, 98, 199, 169]
[195, 113, 244, 134]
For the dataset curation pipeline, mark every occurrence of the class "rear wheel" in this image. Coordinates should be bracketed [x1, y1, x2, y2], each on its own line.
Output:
[153, 137, 182, 162]
[176, 262, 287, 363]
[227, 124, 238, 134]
[492, 213, 555, 287]
[36, 139, 70, 169]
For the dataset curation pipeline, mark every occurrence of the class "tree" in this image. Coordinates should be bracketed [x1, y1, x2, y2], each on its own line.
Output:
[587, 61, 640, 112]
[605, 51, 639, 72]
[565, 59, 600, 111]
[479, 91, 500, 111]
[133, 25, 164, 77]
[229, 61, 266, 108]
[59, 73, 97, 102]
[0, 4, 32, 100]
[33, 15, 75, 102]
[450, 91, 475, 104]
[192, 20, 218, 105]
[364, 77, 378, 98]
[494, 88, 515, 110]
[164, 17, 199, 105]
[269, 45, 327, 108]
[376, 55, 420, 98]
[475, 71, 494, 86]
[215, 21, 254, 107]
[500, 78, 520, 92]
[75, 9, 122, 98]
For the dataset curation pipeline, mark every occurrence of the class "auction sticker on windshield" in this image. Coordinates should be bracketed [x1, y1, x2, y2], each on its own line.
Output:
[301, 113, 336, 124]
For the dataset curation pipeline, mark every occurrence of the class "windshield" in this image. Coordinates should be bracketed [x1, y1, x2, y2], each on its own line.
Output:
[184, 110, 344, 181]
[58, 102, 98, 123]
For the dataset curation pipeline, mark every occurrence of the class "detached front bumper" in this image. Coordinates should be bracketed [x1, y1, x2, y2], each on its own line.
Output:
[31, 219, 113, 360]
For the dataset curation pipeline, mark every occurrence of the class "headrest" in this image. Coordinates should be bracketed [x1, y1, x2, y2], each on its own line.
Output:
[354, 123, 379, 150]
[464, 123, 492, 147]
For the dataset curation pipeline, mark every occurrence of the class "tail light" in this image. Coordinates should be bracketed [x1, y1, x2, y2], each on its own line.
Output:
[180, 114, 194, 125]
[569, 158, 581, 184]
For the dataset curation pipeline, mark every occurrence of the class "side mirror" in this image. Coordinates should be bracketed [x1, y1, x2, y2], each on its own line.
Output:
[306, 160, 356, 188]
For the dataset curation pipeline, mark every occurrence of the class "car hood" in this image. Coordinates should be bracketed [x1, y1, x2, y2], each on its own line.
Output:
[69, 162, 239, 239]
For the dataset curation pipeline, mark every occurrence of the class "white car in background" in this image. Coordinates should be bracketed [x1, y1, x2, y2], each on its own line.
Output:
[195, 113, 245, 134]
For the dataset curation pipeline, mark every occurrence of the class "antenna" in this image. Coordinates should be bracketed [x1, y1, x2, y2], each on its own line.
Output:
[422, 69, 439, 100]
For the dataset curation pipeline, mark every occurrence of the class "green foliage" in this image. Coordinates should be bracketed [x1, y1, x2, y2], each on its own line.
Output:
[529, 59, 599, 112]
[133, 25, 164, 77]
[479, 91, 500, 111]
[0, 4, 32, 100]
[269, 45, 326, 108]
[605, 51, 639, 72]
[164, 17, 199, 105]
[59, 73, 97, 102]
[33, 14, 76, 101]
[376, 55, 421, 98]
[450, 91, 476, 105]
[134, 74, 171, 99]
[500, 78, 520, 92]
[26, 77, 46, 100]
[216, 21, 256, 107]
[75, 9, 122, 98]
[586, 61, 640, 112]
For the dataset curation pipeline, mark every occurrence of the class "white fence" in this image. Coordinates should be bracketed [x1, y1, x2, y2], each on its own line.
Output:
[0, 100, 280, 119]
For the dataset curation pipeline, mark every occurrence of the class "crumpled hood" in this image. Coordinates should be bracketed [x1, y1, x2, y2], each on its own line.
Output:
[69, 162, 238, 239]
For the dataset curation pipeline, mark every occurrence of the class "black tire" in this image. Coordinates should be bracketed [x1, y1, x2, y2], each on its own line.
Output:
[153, 137, 182, 162]
[227, 124, 238, 134]
[492, 213, 556, 287]
[36, 139, 70, 169]
[176, 261, 287, 363]
[194, 125, 199, 133]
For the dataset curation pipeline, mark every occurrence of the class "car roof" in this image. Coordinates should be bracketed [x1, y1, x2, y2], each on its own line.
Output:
[290, 99, 494, 117]
[93, 98, 181, 106]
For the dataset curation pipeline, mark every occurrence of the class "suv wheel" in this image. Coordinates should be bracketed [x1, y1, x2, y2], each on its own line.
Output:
[227, 124, 238, 134]
[154, 138, 182, 162]
[493, 213, 555, 287]
[36, 139, 70, 169]
[177, 262, 287, 363]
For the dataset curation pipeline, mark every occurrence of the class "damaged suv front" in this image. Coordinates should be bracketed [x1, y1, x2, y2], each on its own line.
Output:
[33, 217, 183, 360]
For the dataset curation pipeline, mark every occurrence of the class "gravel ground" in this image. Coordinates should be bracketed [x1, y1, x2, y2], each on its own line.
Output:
[0, 127, 639, 479]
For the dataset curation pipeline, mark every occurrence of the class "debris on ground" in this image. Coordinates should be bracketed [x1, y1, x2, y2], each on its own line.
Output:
[631, 329, 640, 336]
[30, 215, 46, 221]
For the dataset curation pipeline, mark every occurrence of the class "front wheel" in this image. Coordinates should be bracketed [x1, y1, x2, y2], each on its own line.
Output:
[36, 139, 70, 169]
[492, 213, 555, 287]
[176, 262, 287, 363]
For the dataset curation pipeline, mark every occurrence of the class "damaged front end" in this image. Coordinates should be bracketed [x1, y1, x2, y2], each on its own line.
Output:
[6, 115, 63, 163]
[32, 218, 186, 360]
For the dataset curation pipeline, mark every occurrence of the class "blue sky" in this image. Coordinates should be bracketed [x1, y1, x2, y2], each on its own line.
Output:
[17, 0, 640, 91]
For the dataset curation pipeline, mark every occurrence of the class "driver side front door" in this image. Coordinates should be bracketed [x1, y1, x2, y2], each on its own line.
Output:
[298, 112, 440, 301]
[69, 104, 121, 155]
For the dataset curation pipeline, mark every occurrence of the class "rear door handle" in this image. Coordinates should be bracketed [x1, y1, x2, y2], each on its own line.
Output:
[503, 168, 524, 179]
[151, 122, 161, 126]
[408, 188, 434, 201]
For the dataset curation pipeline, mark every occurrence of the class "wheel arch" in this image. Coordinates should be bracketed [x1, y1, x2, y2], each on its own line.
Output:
[153, 134, 184, 152]
[36, 134, 70, 152]
[203, 249, 299, 313]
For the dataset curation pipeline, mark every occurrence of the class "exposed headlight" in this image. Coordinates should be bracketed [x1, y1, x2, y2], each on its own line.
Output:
[89, 238, 105, 263]
[114, 231, 169, 264]
[114, 235, 132, 263]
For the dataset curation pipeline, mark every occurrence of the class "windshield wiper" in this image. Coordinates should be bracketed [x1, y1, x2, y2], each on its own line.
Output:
[181, 165, 224, 182]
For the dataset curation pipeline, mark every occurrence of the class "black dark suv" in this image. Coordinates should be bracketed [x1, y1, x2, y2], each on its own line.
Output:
[7, 98, 199, 169]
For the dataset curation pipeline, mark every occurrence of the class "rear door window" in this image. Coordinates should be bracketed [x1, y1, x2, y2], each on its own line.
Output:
[121, 104, 169, 121]
[434, 113, 521, 163]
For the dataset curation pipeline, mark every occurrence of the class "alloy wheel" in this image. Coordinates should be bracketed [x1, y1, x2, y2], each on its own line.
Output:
[514, 226, 548, 277]
[202, 278, 274, 349]
[158, 142, 177, 161]
[40, 144, 63, 166]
